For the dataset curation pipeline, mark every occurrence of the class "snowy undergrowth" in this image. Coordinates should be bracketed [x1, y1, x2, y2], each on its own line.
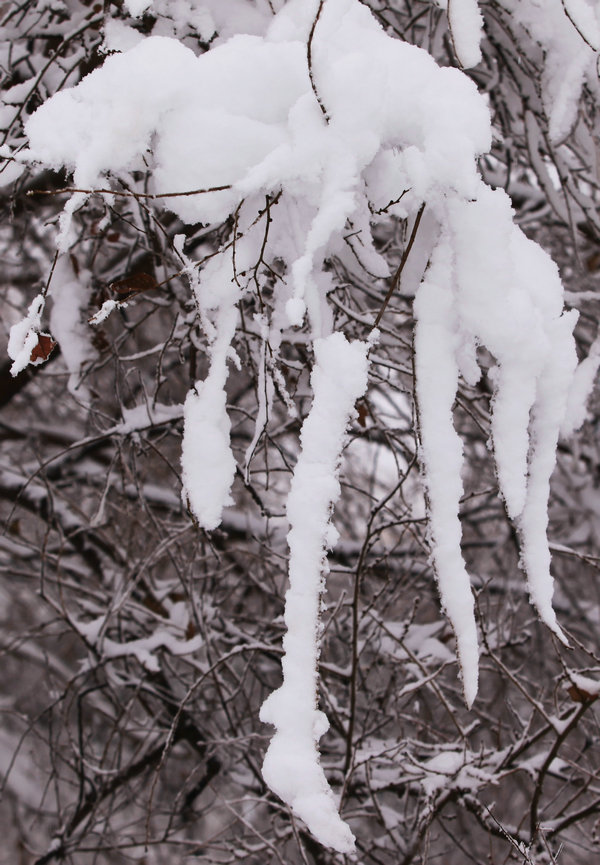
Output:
[11, 0, 591, 851]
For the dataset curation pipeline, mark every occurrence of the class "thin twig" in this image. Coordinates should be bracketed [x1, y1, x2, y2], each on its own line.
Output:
[307, 0, 330, 122]
[27, 184, 232, 200]
[373, 202, 426, 328]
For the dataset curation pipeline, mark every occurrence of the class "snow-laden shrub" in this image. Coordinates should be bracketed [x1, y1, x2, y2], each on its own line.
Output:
[7, 0, 595, 852]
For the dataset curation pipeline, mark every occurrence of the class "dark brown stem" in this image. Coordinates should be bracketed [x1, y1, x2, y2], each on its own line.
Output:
[28, 184, 232, 200]
[373, 202, 426, 328]
[308, 0, 330, 122]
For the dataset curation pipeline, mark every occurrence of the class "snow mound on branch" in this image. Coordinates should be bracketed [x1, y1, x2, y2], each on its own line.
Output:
[49, 257, 95, 398]
[21, 0, 492, 542]
[24, 0, 490, 315]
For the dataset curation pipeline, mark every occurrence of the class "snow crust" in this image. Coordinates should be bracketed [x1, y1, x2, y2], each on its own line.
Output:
[260, 332, 369, 854]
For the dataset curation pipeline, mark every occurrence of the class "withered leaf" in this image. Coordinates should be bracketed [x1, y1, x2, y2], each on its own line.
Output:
[585, 252, 600, 273]
[356, 401, 369, 428]
[91, 329, 110, 353]
[567, 683, 598, 703]
[30, 332, 57, 364]
[111, 272, 158, 297]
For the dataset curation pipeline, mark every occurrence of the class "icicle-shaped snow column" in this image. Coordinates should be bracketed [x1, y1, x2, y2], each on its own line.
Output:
[414, 187, 579, 705]
[180, 257, 239, 530]
[260, 333, 369, 854]
[414, 233, 481, 706]
[180, 301, 239, 531]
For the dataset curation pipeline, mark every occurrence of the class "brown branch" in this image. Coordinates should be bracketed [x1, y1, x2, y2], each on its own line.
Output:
[529, 700, 593, 841]
[308, 0, 330, 122]
[27, 183, 232, 200]
[373, 202, 426, 328]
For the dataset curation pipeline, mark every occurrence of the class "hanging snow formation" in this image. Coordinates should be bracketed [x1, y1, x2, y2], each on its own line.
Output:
[13, 0, 586, 851]
[260, 332, 369, 854]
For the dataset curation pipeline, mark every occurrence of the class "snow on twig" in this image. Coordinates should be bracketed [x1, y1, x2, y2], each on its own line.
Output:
[447, 0, 484, 68]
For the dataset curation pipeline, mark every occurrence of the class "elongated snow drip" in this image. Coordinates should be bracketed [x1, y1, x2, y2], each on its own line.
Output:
[180, 297, 238, 531]
[414, 237, 479, 707]
[414, 190, 579, 706]
[260, 332, 369, 854]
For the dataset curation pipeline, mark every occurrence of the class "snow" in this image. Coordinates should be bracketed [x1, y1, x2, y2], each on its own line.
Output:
[260, 333, 369, 853]
[181, 371, 236, 531]
[447, 187, 568, 520]
[448, 0, 484, 68]
[102, 19, 144, 53]
[88, 298, 126, 325]
[11, 0, 589, 847]
[114, 401, 184, 435]
[7, 293, 45, 376]
[509, 0, 600, 142]
[518, 312, 578, 641]
[380, 620, 455, 664]
[414, 185, 579, 700]
[49, 257, 94, 397]
[75, 615, 203, 673]
[420, 751, 469, 797]
[124, 0, 153, 16]
[22, 0, 490, 321]
[566, 670, 600, 697]
[180, 229, 249, 531]
[563, 0, 600, 50]
[561, 332, 600, 435]
[414, 234, 479, 707]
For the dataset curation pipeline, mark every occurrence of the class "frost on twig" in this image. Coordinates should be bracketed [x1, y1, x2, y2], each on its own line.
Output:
[260, 333, 369, 853]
